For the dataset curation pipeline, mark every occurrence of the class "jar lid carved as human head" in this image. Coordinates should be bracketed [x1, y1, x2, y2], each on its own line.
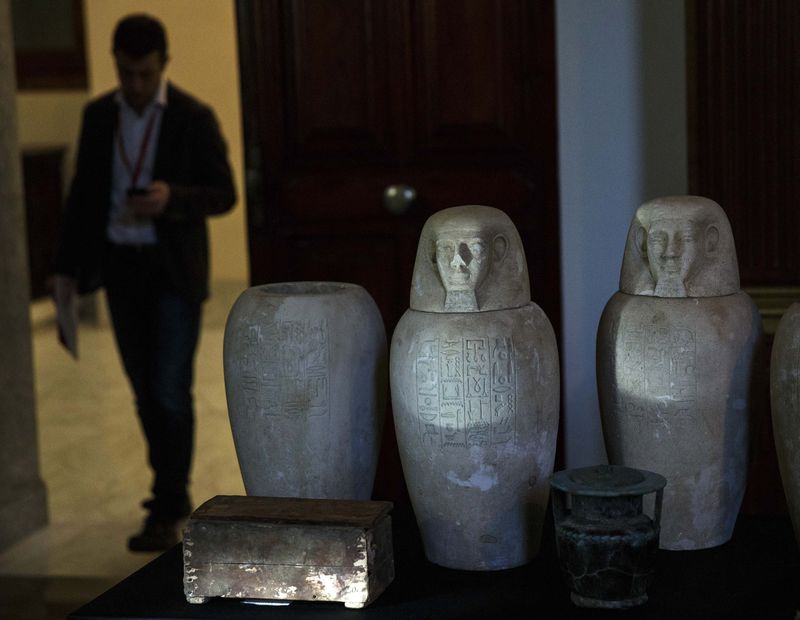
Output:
[410, 205, 531, 312]
[619, 196, 740, 298]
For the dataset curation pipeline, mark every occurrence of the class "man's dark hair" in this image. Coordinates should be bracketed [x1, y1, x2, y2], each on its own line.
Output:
[112, 14, 168, 62]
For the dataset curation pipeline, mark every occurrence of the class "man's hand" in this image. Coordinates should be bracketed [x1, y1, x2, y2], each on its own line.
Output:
[127, 181, 171, 217]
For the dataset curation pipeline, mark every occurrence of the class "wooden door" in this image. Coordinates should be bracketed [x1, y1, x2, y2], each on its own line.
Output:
[236, 0, 559, 502]
[687, 0, 800, 514]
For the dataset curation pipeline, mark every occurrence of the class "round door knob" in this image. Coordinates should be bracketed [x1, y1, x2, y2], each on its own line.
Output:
[383, 184, 417, 215]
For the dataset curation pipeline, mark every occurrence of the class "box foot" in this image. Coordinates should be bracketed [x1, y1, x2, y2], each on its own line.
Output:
[187, 596, 209, 604]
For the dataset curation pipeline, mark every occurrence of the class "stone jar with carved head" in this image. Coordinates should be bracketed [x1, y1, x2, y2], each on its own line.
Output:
[770, 301, 800, 551]
[390, 205, 560, 570]
[597, 196, 762, 550]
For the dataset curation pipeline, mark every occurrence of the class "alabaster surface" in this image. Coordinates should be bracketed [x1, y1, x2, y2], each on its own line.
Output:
[598, 292, 759, 549]
[392, 205, 559, 570]
[410, 205, 530, 313]
[770, 302, 800, 548]
[224, 282, 387, 500]
[599, 196, 760, 550]
[619, 196, 739, 298]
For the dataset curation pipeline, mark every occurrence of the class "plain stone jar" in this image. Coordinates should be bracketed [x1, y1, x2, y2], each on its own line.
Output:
[224, 282, 387, 500]
[391, 205, 560, 570]
[770, 303, 800, 548]
[597, 196, 761, 550]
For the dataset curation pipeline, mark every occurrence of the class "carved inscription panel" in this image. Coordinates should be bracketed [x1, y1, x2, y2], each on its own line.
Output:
[618, 323, 697, 433]
[236, 320, 330, 418]
[415, 336, 516, 448]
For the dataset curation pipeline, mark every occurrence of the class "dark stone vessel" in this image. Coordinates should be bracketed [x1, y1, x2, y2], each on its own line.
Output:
[551, 465, 666, 608]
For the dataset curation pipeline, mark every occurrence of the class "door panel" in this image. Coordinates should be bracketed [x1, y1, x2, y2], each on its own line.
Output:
[237, 0, 559, 502]
[413, 0, 528, 153]
[289, 0, 392, 157]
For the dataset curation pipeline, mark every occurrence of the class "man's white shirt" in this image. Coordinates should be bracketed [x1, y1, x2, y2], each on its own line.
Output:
[106, 79, 167, 245]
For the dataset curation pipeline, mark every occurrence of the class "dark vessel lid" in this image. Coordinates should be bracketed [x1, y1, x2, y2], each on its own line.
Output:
[550, 464, 666, 497]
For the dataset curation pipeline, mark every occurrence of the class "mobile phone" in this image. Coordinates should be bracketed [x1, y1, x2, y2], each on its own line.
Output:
[127, 187, 149, 197]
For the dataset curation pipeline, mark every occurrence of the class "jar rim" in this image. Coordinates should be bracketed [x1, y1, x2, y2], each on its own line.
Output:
[551, 464, 666, 496]
[252, 282, 362, 297]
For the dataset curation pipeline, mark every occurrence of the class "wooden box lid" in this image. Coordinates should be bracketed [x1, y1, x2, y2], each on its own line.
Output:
[189, 495, 393, 528]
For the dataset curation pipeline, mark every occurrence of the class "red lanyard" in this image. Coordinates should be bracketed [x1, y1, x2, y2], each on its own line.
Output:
[117, 108, 159, 188]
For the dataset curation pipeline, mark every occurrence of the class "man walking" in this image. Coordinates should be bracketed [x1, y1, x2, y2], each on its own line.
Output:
[54, 14, 236, 551]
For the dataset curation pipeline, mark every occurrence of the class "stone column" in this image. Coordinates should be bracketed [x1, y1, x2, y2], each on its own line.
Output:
[0, 0, 48, 551]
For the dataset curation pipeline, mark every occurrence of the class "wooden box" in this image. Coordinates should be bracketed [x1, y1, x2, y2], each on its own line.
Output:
[182, 495, 394, 608]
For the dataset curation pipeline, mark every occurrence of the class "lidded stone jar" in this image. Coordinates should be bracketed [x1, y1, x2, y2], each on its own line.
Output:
[390, 205, 560, 570]
[224, 282, 387, 500]
[597, 196, 761, 550]
[770, 304, 800, 549]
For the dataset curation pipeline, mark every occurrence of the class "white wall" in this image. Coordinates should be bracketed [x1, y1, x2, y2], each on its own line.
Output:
[556, 0, 687, 467]
[16, 92, 86, 181]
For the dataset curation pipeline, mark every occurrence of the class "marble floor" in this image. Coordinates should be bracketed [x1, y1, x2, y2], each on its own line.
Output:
[0, 281, 248, 619]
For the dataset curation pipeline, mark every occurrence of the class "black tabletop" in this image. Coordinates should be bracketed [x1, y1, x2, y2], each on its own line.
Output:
[70, 506, 800, 619]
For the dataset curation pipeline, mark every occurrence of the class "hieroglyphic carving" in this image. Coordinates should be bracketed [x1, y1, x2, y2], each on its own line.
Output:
[236, 320, 330, 418]
[491, 337, 516, 444]
[416, 339, 441, 446]
[415, 336, 516, 447]
[617, 323, 696, 432]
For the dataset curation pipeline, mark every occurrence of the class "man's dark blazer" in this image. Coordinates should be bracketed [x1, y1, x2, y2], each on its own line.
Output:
[56, 83, 236, 303]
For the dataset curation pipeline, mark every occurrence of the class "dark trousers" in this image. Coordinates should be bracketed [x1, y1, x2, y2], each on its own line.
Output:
[104, 244, 201, 518]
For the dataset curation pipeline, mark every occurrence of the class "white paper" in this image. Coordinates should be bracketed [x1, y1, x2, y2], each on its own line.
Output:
[54, 278, 79, 359]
